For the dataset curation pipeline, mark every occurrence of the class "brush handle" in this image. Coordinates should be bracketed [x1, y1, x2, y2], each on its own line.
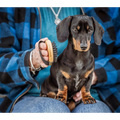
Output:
[38, 40, 53, 66]
[45, 40, 54, 65]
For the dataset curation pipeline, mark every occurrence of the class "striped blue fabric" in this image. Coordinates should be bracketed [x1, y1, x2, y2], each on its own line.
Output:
[0, 7, 120, 112]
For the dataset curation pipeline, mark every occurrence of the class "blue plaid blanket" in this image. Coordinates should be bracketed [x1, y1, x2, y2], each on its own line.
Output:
[0, 7, 120, 112]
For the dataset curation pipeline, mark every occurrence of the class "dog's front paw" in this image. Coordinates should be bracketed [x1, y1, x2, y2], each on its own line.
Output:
[56, 85, 68, 103]
[56, 93, 67, 103]
[82, 95, 96, 104]
[81, 86, 96, 104]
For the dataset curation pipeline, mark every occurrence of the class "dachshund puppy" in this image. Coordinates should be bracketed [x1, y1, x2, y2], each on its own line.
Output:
[40, 15, 104, 111]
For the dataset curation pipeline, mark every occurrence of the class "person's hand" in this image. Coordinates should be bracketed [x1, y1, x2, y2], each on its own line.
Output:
[73, 72, 97, 102]
[73, 91, 82, 102]
[30, 38, 49, 70]
[92, 72, 98, 85]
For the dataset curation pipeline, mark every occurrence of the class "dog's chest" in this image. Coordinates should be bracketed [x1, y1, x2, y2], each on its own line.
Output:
[66, 73, 85, 93]
[75, 60, 84, 70]
[68, 60, 88, 91]
[73, 74, 82, 90]
[71, 59, 86, 73]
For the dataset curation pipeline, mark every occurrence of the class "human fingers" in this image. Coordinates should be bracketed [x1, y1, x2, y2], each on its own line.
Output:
[92, 72, 98, 85]
[39, 42, 47, 50]
[41, 50, 49, 56]
[73, 91, 82, 102]
[36, 38, 48, 50]
[39, 37, 48, 50]
[41, 58, 49, 68]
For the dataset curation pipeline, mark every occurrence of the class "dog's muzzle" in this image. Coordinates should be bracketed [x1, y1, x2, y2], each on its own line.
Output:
[80, 41, 87, 50]
[78, 35, 88, 50]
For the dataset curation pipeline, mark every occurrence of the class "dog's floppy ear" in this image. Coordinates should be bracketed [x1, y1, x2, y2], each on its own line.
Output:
[56, 16, 73, 42]
[91, 17, 104, 45]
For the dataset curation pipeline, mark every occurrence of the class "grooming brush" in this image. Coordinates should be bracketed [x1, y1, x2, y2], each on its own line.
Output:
[38, 40, 57, 66]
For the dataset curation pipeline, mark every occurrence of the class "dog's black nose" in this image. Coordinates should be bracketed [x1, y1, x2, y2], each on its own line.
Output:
[81, 47, 87, 50]
[80, 44, 87, 50]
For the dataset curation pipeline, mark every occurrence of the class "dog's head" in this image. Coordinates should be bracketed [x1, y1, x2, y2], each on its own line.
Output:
[56, 15, 104, 52]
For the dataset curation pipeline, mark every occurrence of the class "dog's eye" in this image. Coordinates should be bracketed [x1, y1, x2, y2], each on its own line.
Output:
[72, 28, 78, 33]
[88, 28, 93, 33]
[88, 29, 91, 32]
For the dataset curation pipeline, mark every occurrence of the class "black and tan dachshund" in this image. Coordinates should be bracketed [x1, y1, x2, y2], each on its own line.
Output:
[40, 15, 104, 111]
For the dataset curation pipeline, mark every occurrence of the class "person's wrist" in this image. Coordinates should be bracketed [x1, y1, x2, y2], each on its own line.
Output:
[30, 49, 42, 74]
[32, 49, 41, 68]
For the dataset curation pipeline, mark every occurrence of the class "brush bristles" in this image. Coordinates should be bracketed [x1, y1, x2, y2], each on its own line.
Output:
[52, 42, 57, 62]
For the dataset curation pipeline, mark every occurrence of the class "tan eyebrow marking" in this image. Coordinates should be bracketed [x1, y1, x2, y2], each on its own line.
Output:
[87, 26, 89, 30]
[77, 26, 80, 30]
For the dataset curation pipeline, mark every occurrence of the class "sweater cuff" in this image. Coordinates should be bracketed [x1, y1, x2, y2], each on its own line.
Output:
[94, 67, 107, 84]
[19, 49, 39, 89]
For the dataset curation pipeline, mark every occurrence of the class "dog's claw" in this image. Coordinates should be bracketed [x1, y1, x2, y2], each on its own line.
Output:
[40, 94, 47, 97]
[57, 97, 61, 101]
[62, 99, 66, 104]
